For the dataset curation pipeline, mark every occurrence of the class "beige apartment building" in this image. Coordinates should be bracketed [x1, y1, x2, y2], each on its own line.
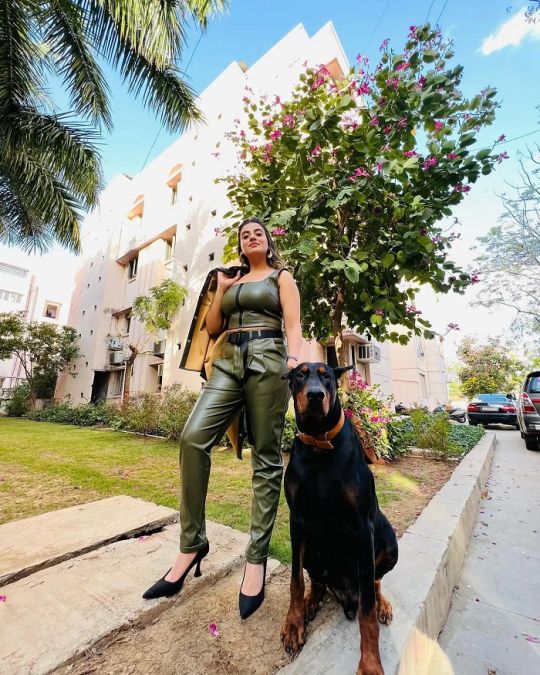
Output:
[56, 23, 448, 410]
[0, 260, 65, 395]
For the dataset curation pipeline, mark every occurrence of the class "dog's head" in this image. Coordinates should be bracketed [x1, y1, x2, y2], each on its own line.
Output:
[283, 362, 353, 421]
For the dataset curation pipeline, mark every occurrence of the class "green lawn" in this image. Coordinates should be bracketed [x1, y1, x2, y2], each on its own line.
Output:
[0, 418, 432, 563]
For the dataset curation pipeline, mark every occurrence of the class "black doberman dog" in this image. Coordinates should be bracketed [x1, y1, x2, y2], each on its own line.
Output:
[280, 363, 398, 675]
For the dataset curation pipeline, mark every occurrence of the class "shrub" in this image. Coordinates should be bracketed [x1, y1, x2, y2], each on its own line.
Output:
[28, 402, 114, 426]
[158, 384, 198, 441]
[110, 393, 162, 436]
[450, 424, 485, 452]
[281, 409, 296, 452]
[387, 417, 415, 458]
[5, 384, 31, 417]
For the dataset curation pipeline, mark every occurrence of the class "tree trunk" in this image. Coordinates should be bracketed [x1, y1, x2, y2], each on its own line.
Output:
[332, 286, 348, 367]
[122, 345, 138, 402]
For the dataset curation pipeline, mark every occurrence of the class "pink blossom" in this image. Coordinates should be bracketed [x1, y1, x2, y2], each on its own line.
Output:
[408, 25, 418, 39]
[422, 156, 438, 171]
[209, 623, 220, 638]
[453, 183, 471, 193]
[307, 145, 322, 162]
[0, 595, 6, 602]
[403, 150, 417, 158]
[242, 96, 250, 104]
[415, 76, 427, 91]
[349, 167, 370, 182]
[211, 152, 220, 158]
[274, 95, 281, 105]
[317, 64, 331, 76]
[396, 62, 410, 72]
[378, 97, 387, 107]
[383, 125, 393, 134]
[262, 142, 274, 164]
[497, 134, 506, 142]
[350, 371, 368, 390]
[356, 82, 371, 95]
[311, 77, 326, 90]
[435, 64, 444, 71]
[406, 305, 422, 315]
[344, 408, 354, 418]
[447, 152, 458, 160]
[138, 535, 148, 542]
[214, 227, 222, 235]
[263, 119, 274, 128]
[379, 38, 390, 51]
[269, 129, 282, 140]
[496, 151, 509, 163]
[470, 273, 480, 284]
[369, 116, 379, 127]
[374, 309, 385, 316]
[397, 117, 408, 129]
[375, 162, 383, 173]
[447, 322, 460, 330]
[271, 227, 286, 236]
[282, 114, 296, 128]
[239, 130, 246, 138]
[434, 121, 444, 132]
[386, 77, 400, 90]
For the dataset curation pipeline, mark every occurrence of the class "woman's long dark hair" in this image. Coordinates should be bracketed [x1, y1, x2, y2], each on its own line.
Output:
[237, 217, 284, 271]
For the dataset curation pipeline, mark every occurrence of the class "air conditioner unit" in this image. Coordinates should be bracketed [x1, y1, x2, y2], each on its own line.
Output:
[109, 351, 125, 365]
[157, 364, 164, 376]
[153, 340, 166, 355]
[356, 344, 381, 363]
[108, 338, 123, 351]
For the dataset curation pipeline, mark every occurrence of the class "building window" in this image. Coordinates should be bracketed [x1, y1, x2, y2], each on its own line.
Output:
[0, 289, 23, 303]
[128, 256, 138, 280]
[109, 370, 125, 397]
[326, 346, 339, 368]
[171, 185, 178, 205]
[209, 253, 215, 262]
[44, 302, 61, 319]
[183, 264, 188, 273]
[125, 313, 131, 334]
[186, 223, 191, 231]
[165, 236, 175, 261]
[420, 373, 427, 398]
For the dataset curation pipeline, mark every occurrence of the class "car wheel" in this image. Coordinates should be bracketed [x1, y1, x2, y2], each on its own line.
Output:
[524, 435, 540, 451]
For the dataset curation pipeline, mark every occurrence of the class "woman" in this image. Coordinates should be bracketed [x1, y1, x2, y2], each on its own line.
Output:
[143, 217, 302, 620]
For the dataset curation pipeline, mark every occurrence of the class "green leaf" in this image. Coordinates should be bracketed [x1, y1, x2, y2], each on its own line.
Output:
[370, 314, 383, 326]
[382, 253, 395, 267]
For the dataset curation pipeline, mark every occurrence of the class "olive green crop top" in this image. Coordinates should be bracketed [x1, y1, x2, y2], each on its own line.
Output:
[221, 269, 284, 330]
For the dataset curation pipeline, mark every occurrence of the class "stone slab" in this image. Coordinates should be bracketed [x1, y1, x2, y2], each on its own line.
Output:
[0, 496, 177, 586]
[280, 432, 496, 675]
[0, 520, 249, 675]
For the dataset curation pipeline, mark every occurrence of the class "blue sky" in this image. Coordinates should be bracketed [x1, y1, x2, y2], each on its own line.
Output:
[3, 0, 540, 365]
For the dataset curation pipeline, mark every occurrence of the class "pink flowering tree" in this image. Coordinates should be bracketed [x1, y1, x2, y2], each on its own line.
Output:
[220, 24, 503, 364]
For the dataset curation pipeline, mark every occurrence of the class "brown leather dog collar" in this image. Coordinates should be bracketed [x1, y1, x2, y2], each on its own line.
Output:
[297, 410, 345, 450]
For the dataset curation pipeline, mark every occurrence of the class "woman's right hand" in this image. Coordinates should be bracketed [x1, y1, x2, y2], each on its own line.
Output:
[217, 270, 241, 290]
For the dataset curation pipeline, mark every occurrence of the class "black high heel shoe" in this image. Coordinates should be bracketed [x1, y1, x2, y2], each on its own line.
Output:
[239, 559, 267, 620]
[142, 542, 210, 600]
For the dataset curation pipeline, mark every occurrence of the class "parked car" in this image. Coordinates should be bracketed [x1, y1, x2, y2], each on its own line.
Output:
[467, 393, 518, 428]
[517, 371, 540, 451]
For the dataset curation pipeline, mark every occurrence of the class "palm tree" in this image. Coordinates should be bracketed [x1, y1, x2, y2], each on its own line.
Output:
[0, 0, 226, 253]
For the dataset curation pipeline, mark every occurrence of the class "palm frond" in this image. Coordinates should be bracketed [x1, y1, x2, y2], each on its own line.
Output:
[3, 107, 102, 205]
[0, 0, 45, 111]
[38, 0, 112, 129]
[186, 0, 229, 29]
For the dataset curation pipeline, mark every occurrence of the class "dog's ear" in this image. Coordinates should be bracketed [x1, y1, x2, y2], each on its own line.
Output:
[281, 370, 293, 380]
[332, 364, 354, 380]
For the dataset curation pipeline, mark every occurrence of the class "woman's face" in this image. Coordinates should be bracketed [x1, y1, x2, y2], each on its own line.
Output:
[239, 222, 269, 259]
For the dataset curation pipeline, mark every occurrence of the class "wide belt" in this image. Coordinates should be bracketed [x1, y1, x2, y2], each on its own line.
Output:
[227, 329, 283, 345]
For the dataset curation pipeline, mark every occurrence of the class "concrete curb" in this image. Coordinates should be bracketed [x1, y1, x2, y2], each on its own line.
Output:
[280, 431, 496, 675]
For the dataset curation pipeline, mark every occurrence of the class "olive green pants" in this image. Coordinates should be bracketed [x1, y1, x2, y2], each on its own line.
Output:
[179, 336, 290, 563]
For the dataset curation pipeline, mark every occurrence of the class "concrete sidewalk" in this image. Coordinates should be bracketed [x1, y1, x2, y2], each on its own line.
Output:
[428, 429, 540, 675]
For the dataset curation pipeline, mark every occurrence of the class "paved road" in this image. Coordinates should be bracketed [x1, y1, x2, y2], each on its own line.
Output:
[428, 429, 540, 675]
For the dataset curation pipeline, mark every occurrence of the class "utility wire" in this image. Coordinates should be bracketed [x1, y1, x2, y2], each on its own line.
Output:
[365, 0, 392, 49]
[435, 0, 450, 25]
[140, 29, 204, 171]
[424, 0, 437, 23]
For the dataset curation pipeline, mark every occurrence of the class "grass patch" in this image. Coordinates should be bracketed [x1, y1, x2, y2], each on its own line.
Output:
[1, 418, 451, 563]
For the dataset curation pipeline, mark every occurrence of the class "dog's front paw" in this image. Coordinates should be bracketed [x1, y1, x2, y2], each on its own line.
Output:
[281, 616, 306, 656]
[304, 594, 321, 622]
[376, 596, 393, 625]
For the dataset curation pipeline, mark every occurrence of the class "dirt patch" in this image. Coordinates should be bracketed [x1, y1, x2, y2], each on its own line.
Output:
[52, 455, 455, 675]
[0, 463, 102, 525]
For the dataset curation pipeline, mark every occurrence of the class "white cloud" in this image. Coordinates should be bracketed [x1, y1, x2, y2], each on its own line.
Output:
[480, 7, 540, 55]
